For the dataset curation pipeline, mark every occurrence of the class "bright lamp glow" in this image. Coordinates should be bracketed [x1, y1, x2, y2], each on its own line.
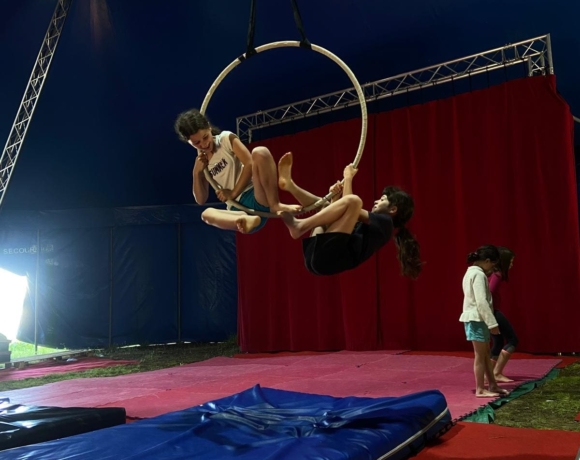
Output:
[0, 268, 28, 341]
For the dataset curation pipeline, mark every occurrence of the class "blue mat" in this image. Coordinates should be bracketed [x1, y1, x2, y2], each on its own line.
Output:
[2, 385, 450, 459]
[0, 398, 126, 452]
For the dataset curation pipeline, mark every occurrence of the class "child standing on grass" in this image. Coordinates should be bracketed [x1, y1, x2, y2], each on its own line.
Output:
[460, 245, 509, 398]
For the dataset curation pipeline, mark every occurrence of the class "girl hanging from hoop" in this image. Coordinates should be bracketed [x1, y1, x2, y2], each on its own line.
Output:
[174, 109, 301, 234]
[276, 152, 422, 277]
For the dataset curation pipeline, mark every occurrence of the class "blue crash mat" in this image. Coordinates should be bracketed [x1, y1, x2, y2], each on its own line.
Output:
[0, 398, 126, 452]
[1, 385, 450, 460]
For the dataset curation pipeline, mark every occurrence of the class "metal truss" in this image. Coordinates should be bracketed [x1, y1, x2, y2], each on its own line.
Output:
[236, 34, 554, 142]
[0, 0, 74, 209]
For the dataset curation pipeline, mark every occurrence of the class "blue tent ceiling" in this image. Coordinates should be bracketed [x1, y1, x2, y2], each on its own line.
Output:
[1, 0, 579, 211]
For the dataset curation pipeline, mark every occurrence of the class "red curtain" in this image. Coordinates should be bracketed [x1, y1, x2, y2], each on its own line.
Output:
[236, 75, 580, 354]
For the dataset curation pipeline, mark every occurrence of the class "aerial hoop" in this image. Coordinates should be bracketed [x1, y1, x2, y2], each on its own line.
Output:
[200, 40, 368, 218]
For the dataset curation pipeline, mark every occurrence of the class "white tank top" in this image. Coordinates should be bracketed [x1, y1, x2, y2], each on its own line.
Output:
[206, 131, 253, 209]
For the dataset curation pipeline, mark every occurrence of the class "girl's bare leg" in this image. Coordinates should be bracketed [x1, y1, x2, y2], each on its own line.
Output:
[473, 341, 500, 397]
[250, 147, 301, 213]
[278, 195, 362, 239]
[201, 208, 261, 234]
[278, 152, 323, 208]
[279, 152, 335, 236]
[494, 350, 514, 382]
[486, 346, 510, 395]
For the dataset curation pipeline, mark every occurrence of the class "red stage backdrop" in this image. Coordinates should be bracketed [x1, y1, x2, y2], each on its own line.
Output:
[236, 76, 580, 354]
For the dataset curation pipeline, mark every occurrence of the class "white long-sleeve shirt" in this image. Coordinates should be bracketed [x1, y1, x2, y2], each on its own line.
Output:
[459, 266, 498, 329]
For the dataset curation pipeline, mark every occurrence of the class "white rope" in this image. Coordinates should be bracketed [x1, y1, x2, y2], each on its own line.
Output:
[200, 40, 368, 218]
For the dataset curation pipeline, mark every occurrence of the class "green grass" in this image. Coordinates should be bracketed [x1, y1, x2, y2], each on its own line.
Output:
[493, 362, 580, 431]
[9, 341, 64, 360]
[0, 338, 240, 392]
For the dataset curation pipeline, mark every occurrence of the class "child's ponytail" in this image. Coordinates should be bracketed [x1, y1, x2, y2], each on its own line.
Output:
[466, 245, 500, 264]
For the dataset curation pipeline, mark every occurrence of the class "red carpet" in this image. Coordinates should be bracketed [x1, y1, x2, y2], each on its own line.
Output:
[234, 351, 334, 359]
[417, 422, 580, 459]
[234, 349, 408, 359]
[0, 357, 138, 382]
[0, 352, 559, 421]
[403, 350, 578, 369]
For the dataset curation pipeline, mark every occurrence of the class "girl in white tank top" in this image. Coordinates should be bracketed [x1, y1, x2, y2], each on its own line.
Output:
[175, 109, 301, 234]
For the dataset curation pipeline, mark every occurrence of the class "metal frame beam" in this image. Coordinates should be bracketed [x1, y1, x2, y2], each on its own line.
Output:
[0, 0, 74, 209]
[236, 34, 553, 142]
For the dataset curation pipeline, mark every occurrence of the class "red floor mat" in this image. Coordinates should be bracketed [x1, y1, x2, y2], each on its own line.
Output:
[403, 350, 578, 369]
[233, 349, 408, 359]
[234, 351, 334, 359]
[417, 422, 580, 459]
[0, 357, 138, 382]
[0, 352, 559, 421]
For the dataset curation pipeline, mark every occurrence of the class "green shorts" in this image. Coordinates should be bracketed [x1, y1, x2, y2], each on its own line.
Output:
[464, 321, 490, 343]
[230, 188, 270, 234]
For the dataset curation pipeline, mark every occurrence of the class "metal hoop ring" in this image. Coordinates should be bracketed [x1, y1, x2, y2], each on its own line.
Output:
[200, 40, 368, 218]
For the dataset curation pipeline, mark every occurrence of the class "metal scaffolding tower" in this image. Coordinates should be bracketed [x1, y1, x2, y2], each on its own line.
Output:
[236, 34, 554, 142]
[0, 0, 74, 209]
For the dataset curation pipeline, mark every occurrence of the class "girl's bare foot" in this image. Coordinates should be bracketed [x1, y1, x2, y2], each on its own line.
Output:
[271, 203, 302, 213]
[475, 390, 500, 398]
[278, 152, 295, 191]
[489, 385, 510, 396]
[494, 374, 514, 383]
[235, 216, 261, 234]
[278, 211, 304, 239]
[275, 153, 303, 213]
[485, 374, 513, 384]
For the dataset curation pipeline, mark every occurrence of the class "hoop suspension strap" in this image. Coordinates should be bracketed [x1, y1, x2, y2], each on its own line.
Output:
[239, 0, 258, 62]
[291, 0, 311, 49]
[239, 0, 311, 63]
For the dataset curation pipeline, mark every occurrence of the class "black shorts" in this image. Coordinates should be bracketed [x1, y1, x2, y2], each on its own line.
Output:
[302, 232, 361, 276]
